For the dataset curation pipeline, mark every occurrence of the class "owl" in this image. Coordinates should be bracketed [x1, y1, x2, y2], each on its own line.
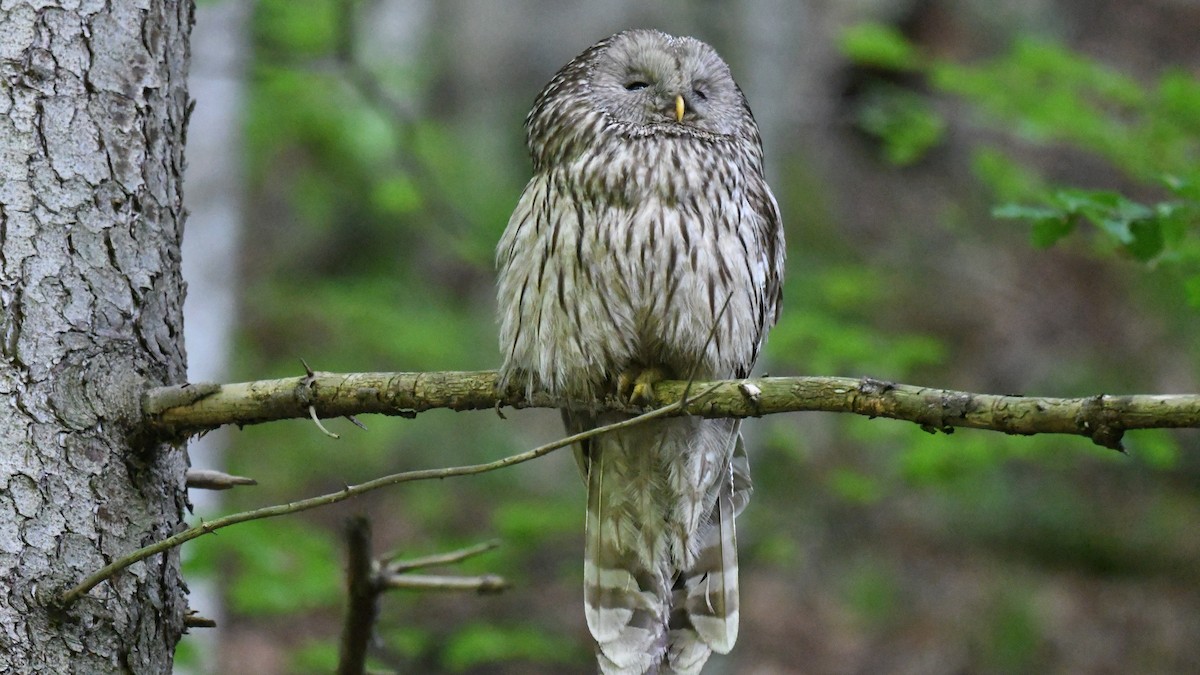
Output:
[496, 29, 785, 674]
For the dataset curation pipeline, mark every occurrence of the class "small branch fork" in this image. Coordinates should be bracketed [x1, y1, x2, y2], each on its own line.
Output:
[337, 518, 505, 675]
[145, 370, 1200, 451]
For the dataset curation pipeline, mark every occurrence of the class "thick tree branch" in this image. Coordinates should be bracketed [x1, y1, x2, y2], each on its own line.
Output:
[145, 370, 1200, 450]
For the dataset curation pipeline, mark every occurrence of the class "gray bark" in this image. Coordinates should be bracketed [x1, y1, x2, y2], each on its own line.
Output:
[0, 0, 193, 672]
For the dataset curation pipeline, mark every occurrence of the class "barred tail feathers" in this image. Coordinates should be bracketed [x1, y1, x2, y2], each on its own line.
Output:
[669, 430, 753, 669]
[582, 421, 754, 674]
[584, 428, 672, 673]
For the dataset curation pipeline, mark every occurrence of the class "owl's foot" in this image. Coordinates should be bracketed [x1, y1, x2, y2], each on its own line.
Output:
[617, 366, 667, 406]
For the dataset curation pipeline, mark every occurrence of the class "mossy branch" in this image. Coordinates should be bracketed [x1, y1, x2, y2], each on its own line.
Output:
[145, 370, 1200, 450]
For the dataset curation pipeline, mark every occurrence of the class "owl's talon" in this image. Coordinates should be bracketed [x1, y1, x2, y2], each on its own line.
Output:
[630, 380, 655, 405]
[618, 367, 666, 406]
[617, 371, 636, 401]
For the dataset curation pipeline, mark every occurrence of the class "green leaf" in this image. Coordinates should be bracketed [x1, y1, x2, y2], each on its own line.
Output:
[1052, 188, 1119, 215]
[992, 191, 1173, 258]
[1125, 219, 1164, 261]
[991, 203, 1060, 221]
[1095, 217, 1134, 244]
[1029, 215, 1076, 248]
[972, 148, 1045, 202]
[1163, 174, 1200, 201]
[839, 23, 920, 70]
[854, 85, 945, 165]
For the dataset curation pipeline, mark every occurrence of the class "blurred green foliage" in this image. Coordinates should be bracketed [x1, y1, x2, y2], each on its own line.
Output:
[291, 640, 341, 672]
[838, 22, 922, 72]
[768, 264, 946, 376]
[185, 519, 343, 615]
[188, 1, 543, 670]
[442, 624, 586, 672]
[842, 23, 1200, 302]
[977, 590, 1041, 673]
[841, 557, 900, 627]
[852, 84, 946, 165]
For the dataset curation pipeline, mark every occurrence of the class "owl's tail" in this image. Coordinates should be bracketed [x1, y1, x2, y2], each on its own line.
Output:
[584, 426, 673, 674]
[666, 433, 752, 674]
[581, 422, 752, 675]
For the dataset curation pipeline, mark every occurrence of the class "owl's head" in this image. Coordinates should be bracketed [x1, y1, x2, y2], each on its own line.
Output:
[584, 29, 752, 139]
[525, 30, 761, 168]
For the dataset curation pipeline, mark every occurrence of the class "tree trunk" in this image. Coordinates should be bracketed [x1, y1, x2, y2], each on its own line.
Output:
[0, 0, 192, 671]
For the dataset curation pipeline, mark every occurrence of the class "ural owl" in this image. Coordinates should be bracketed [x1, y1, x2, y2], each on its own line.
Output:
[497, 29, 784, 674]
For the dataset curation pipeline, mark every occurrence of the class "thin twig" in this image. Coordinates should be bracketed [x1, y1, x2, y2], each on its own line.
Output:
[59, 385, 718, 607]
[681, 290, 735, 405]
[381, 539, 501, 575]
[380, 573, 509, 594]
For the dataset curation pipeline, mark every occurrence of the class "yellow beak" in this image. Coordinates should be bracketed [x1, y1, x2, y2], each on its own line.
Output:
[675, 94, 685, 123]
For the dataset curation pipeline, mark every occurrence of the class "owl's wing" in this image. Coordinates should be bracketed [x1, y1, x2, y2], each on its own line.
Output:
[748, 176, 786, 334]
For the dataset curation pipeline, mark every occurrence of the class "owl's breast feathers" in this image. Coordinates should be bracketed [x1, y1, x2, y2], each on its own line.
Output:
[497, 129, 781, 400]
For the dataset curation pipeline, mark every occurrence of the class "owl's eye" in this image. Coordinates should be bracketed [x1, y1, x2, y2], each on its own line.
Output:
[692, 87, 708, 101]
[624, 80, 650, 91]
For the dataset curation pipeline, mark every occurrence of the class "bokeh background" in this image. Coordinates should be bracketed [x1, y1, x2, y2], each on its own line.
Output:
[179, 1, 1200, 673]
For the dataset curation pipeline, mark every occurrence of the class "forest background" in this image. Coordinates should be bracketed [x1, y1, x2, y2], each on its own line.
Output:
[179, 0, 1200, 672]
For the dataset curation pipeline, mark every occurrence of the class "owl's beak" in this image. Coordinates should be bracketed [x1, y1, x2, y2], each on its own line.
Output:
[675, 94, 686, 123]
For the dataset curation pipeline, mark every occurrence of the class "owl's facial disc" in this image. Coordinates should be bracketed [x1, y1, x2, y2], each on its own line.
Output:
[590, 30, 746, 137]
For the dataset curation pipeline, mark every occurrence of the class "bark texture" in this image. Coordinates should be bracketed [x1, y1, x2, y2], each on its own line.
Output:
[0, 0, 192, 671]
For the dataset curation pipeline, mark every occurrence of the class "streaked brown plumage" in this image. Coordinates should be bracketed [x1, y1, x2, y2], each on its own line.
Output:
[496, 29, 784, 674]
